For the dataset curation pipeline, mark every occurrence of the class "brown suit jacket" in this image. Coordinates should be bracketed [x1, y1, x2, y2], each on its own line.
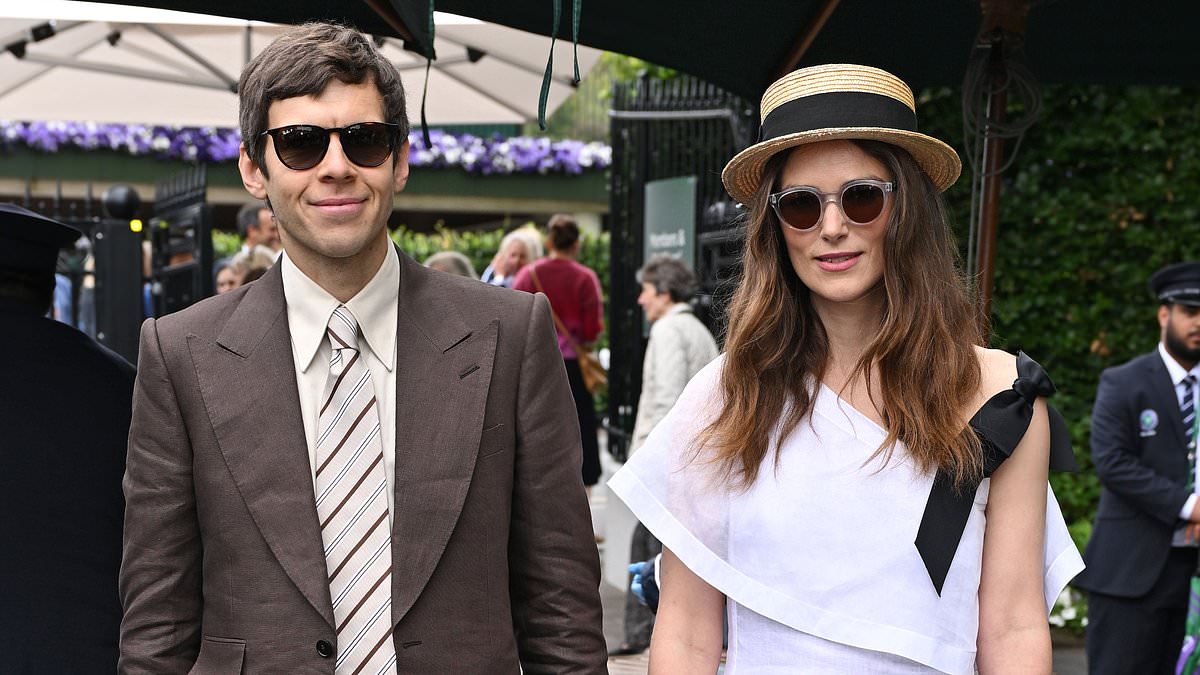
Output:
[120, 251, 606, 674]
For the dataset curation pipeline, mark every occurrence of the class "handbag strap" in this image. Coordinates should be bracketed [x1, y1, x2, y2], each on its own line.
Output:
[527, 264, 587, 355]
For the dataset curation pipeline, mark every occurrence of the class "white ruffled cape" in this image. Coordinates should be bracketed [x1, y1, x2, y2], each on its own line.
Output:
[609, 356, 1084, 675]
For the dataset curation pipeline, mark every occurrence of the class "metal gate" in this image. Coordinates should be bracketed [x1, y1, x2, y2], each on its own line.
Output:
[148, 166, 214, 316]
[17, 182, 144, 363]
[605, 74, 755, 462]
[15, 167, 214, 364]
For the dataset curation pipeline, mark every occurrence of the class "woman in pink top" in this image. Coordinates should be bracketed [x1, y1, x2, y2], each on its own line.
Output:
[513, 214, 604, 488]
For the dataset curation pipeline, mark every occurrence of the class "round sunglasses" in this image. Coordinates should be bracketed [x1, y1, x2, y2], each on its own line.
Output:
[259, 122, 401, 171]
[768, 179, 896, 232]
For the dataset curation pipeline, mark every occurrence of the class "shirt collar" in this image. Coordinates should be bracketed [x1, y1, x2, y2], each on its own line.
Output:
[666, 302, 692, 317]
[1159, 341, 1200, 386]
[281, 244, 399, 373]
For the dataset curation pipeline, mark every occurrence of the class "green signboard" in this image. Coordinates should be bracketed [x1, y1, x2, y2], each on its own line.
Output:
[641, 176, 697, 336]
[643, 176, 696, 265]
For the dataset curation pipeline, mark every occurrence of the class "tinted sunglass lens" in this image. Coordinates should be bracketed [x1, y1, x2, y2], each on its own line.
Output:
[274, 126, 328, 170]
[841, 184, 886, 224]
[342, 123, 395, 167]
[778, 190, 822, 230]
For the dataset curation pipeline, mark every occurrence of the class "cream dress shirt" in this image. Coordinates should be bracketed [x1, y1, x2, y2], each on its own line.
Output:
[281, 244, 399, 516]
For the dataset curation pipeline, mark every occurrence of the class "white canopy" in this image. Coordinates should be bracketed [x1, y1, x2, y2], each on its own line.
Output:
[0, 0, 601, 127]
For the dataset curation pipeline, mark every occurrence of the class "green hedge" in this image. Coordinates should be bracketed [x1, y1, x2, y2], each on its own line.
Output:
[388, 225, 611, 305]
[213, 225, 611, 410]
[916, 85, 1200, 549]
[390, 226, 611, 411]
[214, 224, 610, 302]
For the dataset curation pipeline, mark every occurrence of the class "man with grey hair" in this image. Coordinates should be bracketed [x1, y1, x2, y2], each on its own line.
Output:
[613, 254, 719, 655]
[424, 250, 477, 278]
[121, 21, 604, 674]
[236, 201, 280, 253]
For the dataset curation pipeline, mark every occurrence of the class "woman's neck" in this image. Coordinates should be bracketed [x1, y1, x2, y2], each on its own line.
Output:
[548, 249, 574, 260]
[813, 289, 885, 385]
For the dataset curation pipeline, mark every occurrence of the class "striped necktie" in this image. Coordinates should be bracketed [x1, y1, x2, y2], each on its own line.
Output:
[1185, 374, 1197, 436]
[315, 305, 396, 674]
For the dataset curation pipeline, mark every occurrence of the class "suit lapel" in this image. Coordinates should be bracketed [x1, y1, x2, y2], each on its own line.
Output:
[189, 265, 335, 628]
[390, 252, 498, 624]
[1145, 353, 1188, 448]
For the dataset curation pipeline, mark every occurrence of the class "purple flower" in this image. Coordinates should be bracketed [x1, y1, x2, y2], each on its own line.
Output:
[0, 119, 611, 174]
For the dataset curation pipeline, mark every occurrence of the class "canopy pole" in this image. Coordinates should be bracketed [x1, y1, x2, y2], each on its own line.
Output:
[973, 0, 1028, 332]
[143, 24, 239, 91]
[975, 42, 1007, 331]
[773, 0, 841, 79]
[16, 53, 230, 90]
[362, 0, 416, 43]
[243, 24, 251, 67]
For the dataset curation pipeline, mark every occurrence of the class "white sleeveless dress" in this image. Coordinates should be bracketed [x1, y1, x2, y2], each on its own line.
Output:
[608, 354, 1084, 675]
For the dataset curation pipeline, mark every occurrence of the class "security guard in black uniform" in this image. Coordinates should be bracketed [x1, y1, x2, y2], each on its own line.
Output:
[0, 204, 136, 673]
[1076, 261, 1200, 674]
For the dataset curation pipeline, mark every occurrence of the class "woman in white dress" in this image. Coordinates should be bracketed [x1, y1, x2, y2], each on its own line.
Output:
[608, 64, 1083, 674]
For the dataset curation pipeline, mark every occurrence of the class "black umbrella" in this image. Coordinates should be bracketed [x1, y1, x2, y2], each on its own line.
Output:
[79, 0, 1200, 316]
[442, 0, 1198, 96]
[82, 0, 437, 56]
[435, 0, 1200, 320]
[90, 1, 1200, 96]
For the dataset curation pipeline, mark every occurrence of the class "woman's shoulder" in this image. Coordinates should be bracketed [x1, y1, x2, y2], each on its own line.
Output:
[971, 346, 1060, 406]
[966, 347, 1074, 469]
[973, 345, 1020, 405]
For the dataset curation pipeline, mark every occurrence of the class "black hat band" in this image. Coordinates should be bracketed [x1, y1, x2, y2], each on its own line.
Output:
[759, 91, 918, 143]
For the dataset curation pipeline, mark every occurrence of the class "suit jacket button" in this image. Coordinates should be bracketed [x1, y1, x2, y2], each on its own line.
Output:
[316, 640, 334, 658]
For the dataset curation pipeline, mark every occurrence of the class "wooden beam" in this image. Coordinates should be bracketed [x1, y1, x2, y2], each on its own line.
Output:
[773, 0, 842, 80]
[362, 0, 416, 44]
[974, 0, 1030, 331]
[979, 0, 1030, 34]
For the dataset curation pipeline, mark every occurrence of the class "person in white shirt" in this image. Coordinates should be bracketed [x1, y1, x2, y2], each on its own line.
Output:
[613, 254, 718, 656]
[609, 64, 1081, 674]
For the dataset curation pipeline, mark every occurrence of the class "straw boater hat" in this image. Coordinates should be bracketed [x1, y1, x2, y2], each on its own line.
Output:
[721, 64, 962, 204]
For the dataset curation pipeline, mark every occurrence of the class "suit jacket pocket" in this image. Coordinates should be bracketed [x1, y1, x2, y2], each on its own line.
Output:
[478, 423, 512, 460]
[188, 636, 246, 675]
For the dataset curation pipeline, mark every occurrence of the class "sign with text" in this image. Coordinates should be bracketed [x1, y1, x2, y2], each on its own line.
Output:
[643, 176, 697, 265]
[641, 176, 697, 336]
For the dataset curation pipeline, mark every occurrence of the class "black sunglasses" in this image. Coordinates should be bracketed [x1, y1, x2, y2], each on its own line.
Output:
[768, 179, 896, 232]
[259, 122, 401, 171]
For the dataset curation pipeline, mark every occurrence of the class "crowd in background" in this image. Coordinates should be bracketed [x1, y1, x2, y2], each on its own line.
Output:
[213, 201, 283, 294]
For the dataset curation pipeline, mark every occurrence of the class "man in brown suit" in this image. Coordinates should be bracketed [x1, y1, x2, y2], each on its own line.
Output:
[120, 23, 606, 673]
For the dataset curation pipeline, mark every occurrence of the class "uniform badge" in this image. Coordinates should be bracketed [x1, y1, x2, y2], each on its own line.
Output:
[1140, 408, 1159, 437]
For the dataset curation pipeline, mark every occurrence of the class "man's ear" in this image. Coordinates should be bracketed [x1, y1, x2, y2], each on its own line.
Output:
[1159, 304, 1171, 331]
[239, 144, 269, 200]
[393, 139, 411, 193]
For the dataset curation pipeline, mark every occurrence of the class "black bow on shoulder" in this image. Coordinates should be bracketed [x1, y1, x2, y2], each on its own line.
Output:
[914, 352, 1076, 595]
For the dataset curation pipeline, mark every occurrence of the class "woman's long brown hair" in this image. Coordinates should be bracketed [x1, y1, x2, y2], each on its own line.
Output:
[699, 140, 985, 490]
